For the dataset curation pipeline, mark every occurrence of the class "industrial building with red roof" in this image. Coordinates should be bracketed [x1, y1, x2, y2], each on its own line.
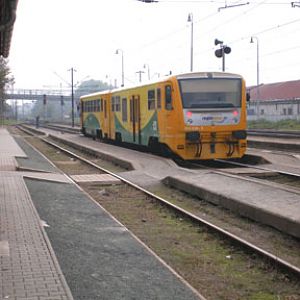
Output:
[248, 79, 300, 121]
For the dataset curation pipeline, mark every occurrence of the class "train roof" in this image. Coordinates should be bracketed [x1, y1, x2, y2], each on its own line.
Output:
[80, 71, 244, 100]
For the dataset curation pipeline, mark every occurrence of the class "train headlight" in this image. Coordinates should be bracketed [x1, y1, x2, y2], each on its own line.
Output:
[187, 111, 193, 118]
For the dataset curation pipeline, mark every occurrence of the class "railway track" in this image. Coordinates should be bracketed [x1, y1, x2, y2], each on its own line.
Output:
[175, 154, 300, 195]
[216, 158, 300, 189]
[248, 129, 300, 139]
[15, 124, 300, 299]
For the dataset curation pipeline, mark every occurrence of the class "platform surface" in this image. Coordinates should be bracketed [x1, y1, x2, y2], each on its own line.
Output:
[38, 127, 300, 239]
[0, 128, 73, 300]
[0, 127, 203, 299]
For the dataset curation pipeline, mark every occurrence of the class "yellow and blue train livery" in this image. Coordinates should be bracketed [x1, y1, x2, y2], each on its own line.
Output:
[80, 72, 248, 160]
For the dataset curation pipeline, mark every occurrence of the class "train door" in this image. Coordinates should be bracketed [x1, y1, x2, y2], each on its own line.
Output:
[102, 96, 111, 139]
[80, 100, 84, 130]
[157, 82, 174, 145]
[130, 95, 141, 144]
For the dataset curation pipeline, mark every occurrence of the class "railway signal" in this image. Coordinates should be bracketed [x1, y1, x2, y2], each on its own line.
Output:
[214, 39, 231, 72]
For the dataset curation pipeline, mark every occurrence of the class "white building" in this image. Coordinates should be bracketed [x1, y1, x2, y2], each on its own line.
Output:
[248, 80, 300, 121]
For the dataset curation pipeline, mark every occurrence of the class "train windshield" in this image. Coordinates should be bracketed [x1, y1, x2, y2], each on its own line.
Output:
[179, 78, 241, 109]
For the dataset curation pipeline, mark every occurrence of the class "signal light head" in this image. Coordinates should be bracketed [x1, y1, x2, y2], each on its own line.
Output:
[224, 46, 231, 54]
[215, 49, 223, 58]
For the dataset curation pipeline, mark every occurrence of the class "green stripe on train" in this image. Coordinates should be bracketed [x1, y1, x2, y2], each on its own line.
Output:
[84, 114, 100, 128]
[114, 112, 159, 145]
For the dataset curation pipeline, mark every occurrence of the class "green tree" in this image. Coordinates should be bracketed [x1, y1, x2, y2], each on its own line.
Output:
[75, 79, 113, 98]
[0, 57, 14, 123]
[30, 78, 113, 124]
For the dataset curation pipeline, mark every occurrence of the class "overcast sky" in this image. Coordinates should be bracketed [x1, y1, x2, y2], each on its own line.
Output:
[8, 0, 300, 91]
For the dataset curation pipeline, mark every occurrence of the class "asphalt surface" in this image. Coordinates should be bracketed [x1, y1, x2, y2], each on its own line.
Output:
[14, 136, 59, 173]
[25, 179, 200, 300]
[14, 132, 201, 300]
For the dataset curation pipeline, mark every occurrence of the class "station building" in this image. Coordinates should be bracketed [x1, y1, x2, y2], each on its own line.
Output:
[248, 79, 300, 121]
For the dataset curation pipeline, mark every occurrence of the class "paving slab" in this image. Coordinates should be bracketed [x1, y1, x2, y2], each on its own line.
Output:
[0, 128, 27, 157]
[0, 173, 73, 300]
[70, 173, 121, 184]
[0, 156, 17, 171]
[0, 128, 73, 300]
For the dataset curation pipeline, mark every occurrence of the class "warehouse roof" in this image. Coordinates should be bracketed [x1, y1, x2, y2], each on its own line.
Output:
[0, 0, 18, 57]
[249, 79, 300, 101]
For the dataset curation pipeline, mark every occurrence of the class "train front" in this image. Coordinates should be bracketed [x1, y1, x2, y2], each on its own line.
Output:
[177, 72, 247, 160]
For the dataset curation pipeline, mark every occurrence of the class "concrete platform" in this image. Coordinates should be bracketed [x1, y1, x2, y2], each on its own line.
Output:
[1, 127, 203, 299]
[248, 135, 300, 152]
[31, 127, 300, 239]
[70, 173, 122, 184]
[0, 128, 73, 300]
[164, 172, 300, 239]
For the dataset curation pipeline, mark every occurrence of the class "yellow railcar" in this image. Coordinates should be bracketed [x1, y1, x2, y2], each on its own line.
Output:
[80, 72, 248, 160]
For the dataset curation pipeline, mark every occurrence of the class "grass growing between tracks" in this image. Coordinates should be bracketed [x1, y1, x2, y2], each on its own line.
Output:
[15, 127, 300, 300]
[86, 183, 300, 300]
[248, 119, 300, 130]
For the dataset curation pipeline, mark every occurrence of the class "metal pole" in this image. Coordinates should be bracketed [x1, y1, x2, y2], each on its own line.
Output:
[256, 39, 260, 97]
[188, 13, 193, 72]
[71, 68, 74, 127]
[136, 71, 145, 82]
[116, 49, 125, 87]
[250, 36, 260, 116]
[222, 46, 225, 72]
[121, 52, 124, 87]
[191, 18, 193, 72]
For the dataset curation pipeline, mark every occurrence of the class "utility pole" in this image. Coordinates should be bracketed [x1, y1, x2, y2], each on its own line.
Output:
[187, 13, 194, 72]
[69, 68, 76, 127]
[136, 70, 145, 83]
[115, 49, 124, 87]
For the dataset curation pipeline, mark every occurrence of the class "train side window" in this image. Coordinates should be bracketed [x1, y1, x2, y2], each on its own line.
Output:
[148, 89, 155, 110]
[104, 100, 107, 118]
[122, 98, 127, 122]
[157, 88, 161, 109]
[97, 99, 100, 112]
[165, 85, 173, 110]
[130, 99, 133, 122]
[115, 96, 121, 112]
[100, 99, 103, 112]
[111, 97, 115, 112]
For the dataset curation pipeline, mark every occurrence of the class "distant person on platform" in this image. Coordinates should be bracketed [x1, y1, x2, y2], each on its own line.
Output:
[36, 115, 40, 128]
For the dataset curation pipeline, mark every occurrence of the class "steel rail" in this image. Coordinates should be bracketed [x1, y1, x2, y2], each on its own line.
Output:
[42, 138, 300, 277]
[17, 124, 300, 279]
[248, 129, 300, 139]
[215, 158, 300, 179]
